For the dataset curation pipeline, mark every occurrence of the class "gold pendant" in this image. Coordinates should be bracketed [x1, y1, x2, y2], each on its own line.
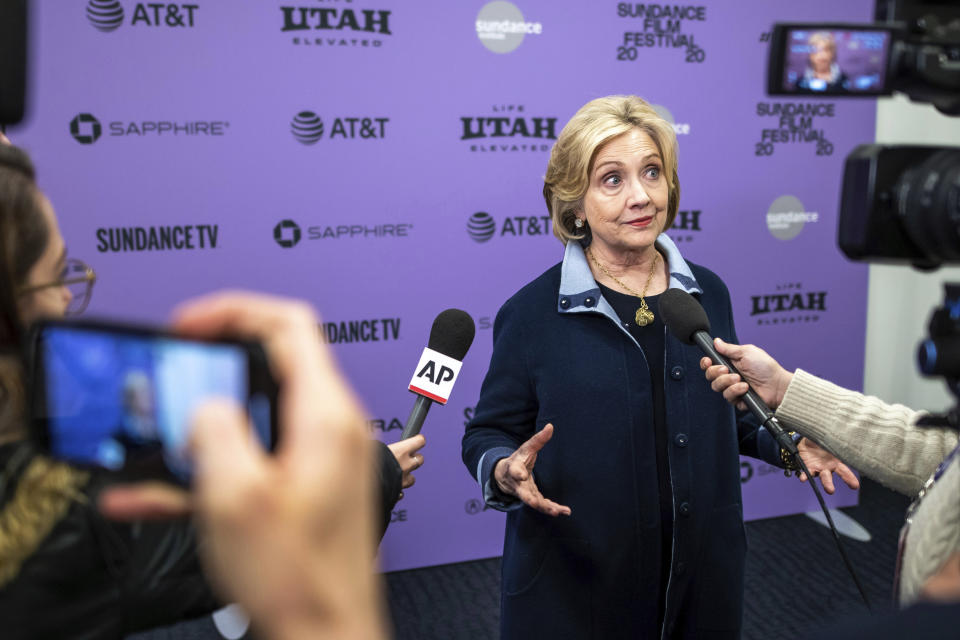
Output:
[635, 300, 654, 327]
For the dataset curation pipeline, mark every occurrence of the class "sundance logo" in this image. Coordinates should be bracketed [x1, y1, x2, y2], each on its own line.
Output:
[475, 1, 543, 54]
[651, 104, 691, 136]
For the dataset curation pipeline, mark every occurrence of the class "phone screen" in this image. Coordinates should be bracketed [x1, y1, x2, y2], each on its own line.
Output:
[35, 324, 272, 480]
[779, 27, 892, 94]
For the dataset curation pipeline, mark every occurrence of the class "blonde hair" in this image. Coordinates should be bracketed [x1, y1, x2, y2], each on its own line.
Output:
[544, 95, 680, 245]
[0, 455, 89, 588]
[808, 32, 837, 59]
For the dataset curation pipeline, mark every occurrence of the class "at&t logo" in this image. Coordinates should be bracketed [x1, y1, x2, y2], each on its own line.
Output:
[86, 0, 124, 31]
[70, 113, 102, 144]
[291, 112, 324, 144]
[466, 212, 552, 243]
[289, 110, 388, 142]
[274, 220, 302, 248]
[85, 1, 198, 31]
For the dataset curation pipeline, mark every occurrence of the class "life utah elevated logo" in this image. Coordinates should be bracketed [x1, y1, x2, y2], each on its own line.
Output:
[460, 104, 557, 153]
[280, 1, 392, 49]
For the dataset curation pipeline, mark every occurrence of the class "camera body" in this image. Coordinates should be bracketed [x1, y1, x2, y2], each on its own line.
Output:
[838, 144, 960, 269]
[768, 0, 960, 268]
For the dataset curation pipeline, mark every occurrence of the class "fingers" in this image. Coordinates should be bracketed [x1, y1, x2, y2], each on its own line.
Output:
[819, 469, 836, 494]
[518, 423, 555, 457]
[514, 482, 571, 517]
[191, 400, 267, 496]
[837, 464, 861, 491]
[402, 474, 416, 490]
[713, 337, 744, 359]
[0, 131, 10, 146]
[390, 434, 426, 457]
[171, 292, 369, 471]
[98, 482, 191, 520]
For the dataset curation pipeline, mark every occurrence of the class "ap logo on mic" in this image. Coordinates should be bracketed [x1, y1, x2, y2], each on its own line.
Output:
[408, 348, 463, 404]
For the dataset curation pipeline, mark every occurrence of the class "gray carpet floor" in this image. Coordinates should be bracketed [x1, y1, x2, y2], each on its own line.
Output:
[130, 477, 909, 639]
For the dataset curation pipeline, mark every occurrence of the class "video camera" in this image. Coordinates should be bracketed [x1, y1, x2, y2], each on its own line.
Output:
[767, 0, 960, 270]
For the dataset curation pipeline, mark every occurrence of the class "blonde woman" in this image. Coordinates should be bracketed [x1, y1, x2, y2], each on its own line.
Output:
[462, 95, 855, 639]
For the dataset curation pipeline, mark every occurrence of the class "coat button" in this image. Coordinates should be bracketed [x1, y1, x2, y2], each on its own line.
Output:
[584, 296, 596, 307]
[678, 502, 690, 517]
[675, 562, 686, 575]
[670, 366, 684, 380]
[674, 433, 689, 447]
[559, 297, 570, 309]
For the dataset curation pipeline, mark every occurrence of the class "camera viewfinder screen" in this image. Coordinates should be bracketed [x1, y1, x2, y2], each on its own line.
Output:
[783, 28, 891, 94]
[41, 327, 265, 479]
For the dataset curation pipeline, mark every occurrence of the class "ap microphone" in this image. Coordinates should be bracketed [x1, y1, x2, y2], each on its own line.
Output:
[400, 309, 476, 440]
[658, 289, 798, 456]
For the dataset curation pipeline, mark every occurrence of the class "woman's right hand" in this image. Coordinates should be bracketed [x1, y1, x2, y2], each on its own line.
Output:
[493, 423, 571, 517]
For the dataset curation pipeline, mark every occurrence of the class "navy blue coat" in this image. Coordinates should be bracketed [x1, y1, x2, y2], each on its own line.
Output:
[462, 239, 782, 640]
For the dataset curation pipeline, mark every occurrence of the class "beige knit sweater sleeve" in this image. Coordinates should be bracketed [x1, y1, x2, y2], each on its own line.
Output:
[776, 369, 959, 496]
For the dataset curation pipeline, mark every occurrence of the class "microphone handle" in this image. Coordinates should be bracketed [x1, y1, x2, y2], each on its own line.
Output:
[401, 395, 433, 440]
[691, 331, 798, 455]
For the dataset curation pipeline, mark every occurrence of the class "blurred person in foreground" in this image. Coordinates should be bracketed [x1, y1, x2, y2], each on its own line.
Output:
[0, 142, 413, 637]
[700, 338, 959, 606]
[101, 293, 390, 640]
[460, 95, 857, 640]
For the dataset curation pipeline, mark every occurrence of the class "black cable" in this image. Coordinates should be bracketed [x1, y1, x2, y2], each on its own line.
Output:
[793, 453, 872, 610]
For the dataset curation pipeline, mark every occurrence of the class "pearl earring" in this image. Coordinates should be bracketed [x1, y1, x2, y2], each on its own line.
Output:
[574, 218, 584, 229]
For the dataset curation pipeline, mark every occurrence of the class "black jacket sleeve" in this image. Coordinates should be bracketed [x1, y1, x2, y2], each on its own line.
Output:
[374, 439, 402, 542]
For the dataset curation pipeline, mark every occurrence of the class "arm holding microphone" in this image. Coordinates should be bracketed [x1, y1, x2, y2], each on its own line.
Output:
[701, 338, 957, 496]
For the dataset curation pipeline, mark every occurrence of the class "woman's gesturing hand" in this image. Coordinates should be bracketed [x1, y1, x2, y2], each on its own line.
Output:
[493, 423, 571, 517]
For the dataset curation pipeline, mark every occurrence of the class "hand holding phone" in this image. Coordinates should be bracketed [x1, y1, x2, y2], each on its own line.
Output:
[30, 319, 277, 482]
[97, 292, 387, 640]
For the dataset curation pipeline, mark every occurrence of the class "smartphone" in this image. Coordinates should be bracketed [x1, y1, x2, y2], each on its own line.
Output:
[766, 23, 897, 96]
[29, 319, 278, 482]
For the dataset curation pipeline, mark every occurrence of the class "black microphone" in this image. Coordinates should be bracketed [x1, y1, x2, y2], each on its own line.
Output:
[658, 289, 798, 456]
[400, 309, 476, 440]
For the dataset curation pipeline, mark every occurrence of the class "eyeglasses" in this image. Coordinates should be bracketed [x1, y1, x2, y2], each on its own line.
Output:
[19, 258, 97, 315]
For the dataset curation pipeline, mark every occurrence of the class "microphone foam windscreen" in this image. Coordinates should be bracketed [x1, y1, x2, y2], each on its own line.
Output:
[658, 289, 711, 345]
[428, 309, 476, 361]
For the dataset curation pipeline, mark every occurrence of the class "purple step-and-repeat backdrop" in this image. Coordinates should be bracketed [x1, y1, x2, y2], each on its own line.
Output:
[13, 0, 874, 576]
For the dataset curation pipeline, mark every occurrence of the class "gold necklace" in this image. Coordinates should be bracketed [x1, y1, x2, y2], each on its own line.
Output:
[587, 248, 660, 327]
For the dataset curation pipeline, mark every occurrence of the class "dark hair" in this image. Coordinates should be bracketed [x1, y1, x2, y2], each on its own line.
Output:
[0, 145, 47, 350]
[0, 146, 48, 438]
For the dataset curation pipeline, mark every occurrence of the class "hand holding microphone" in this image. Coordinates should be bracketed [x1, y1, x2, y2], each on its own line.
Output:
[659, 290, 858, 494]
[699, 337, 794, 411]
[658, 288, 799, 457]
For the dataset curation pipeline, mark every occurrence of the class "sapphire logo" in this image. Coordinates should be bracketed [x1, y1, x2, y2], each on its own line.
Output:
[70, 113, 102, 144]
[274, 220, 302, 248]
[291, 111, 324, 144]
[86, 0, 124, 32]
[467, 212, 496, 243]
